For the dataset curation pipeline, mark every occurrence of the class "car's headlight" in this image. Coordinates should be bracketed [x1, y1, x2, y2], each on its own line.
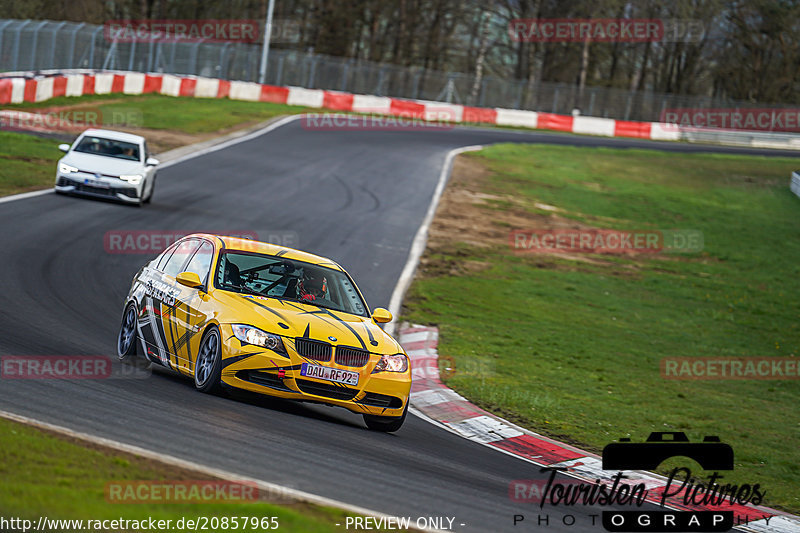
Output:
[232, 324, 285, 352]
[119, 174, 143, 185]
[372, 353, 408, 373]
[59, 162, 79, 174]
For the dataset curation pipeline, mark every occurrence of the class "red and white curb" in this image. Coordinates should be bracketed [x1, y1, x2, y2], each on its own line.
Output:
[4, 69, 794, 149]
[399, 325, 800, 533]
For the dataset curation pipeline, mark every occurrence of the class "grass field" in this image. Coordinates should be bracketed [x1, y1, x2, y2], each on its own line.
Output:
[403, 144, 800, 513]
[0, 417, 357, 532]
[3, 93, 309, 134]
[0, 131, 63, 196]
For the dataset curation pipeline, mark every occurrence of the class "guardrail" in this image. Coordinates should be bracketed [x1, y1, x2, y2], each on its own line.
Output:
[2, 18, 794, 124]
[1, 69, 799, 151]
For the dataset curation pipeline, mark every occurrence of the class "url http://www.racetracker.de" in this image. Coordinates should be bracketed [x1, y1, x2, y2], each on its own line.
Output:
[0, 516, 280, 532]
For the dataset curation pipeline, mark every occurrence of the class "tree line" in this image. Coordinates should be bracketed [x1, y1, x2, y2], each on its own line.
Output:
[2, 0, 798, 104]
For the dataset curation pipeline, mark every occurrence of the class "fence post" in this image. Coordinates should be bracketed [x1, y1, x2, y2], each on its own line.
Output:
[275, 53, 285, 86]
[375, 67, 386, 96]
[339, 60, 350, 91]
[307, 55, 318, 88]
[27, 21, 48, 71]
[0, 20, 12, 61]
[146, 39, 154, 73]
[188, 42, 199, 76]
[49, 21, 67, 69]
[624, 91, 632, 120]
[127, 38, 137, 71]
[168, 42, 177, 74]
[218, 42, 230, 79]
[552, 86, 560, 113]
[153, 41, 164, 73]
[66, 23, 85, 69]
[87, 26, 102, 68]
[102, 39, 117, 70]
[411, 70, 421, 99]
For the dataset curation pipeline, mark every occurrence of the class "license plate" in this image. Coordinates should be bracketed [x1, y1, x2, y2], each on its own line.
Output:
[300, 363, 359, 386]
[83, 177, 109, 189]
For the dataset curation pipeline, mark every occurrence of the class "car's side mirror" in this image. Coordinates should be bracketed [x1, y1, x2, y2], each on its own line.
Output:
[176, 271, 202, 288]
[58, 144, 70, 153]
[371, 307, 393, 324]
[145, 157, 160, 166]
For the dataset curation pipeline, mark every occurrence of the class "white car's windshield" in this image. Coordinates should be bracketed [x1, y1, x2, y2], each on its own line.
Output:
[216, 252, 368, 317]
[73, 136, 140, 161]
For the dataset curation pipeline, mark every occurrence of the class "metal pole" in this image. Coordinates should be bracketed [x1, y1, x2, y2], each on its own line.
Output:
[49, 22, 67, 69]
[258, 0, 276, 84]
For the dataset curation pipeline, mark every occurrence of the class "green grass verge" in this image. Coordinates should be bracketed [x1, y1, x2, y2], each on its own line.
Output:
[0, 417, 357, 532]
[3, 93, 310, 134]
[0, 131, 63, 195]
[403, 144, 800, 513]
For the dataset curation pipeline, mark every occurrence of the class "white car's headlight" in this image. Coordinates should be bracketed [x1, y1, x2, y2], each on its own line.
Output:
[372, 353, 408, 373]
[119, 174, 143, 185]
[232, 324, 285, 352]
[59, 162, 79, 174]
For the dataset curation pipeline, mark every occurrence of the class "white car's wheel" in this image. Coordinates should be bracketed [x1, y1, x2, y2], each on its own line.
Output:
[143, 174, 156, 204]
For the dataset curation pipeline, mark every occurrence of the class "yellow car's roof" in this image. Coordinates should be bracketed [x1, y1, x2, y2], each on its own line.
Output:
[202, 234, 344, 271]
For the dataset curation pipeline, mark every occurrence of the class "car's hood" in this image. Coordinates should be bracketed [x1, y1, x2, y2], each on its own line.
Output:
[215, 291, 403, 354]
[63, 152, 144, 176]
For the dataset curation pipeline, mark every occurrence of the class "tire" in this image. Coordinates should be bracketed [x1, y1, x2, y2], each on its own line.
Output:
[363, 401, 408, 433]
[117, 303, 140, 361]
[194, 326, 222, 393]
[143, 174, 156, 204]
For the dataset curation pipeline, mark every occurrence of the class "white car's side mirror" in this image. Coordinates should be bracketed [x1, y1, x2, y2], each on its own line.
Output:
[58, 144, 70, 153]
[145, 157, 160, 166]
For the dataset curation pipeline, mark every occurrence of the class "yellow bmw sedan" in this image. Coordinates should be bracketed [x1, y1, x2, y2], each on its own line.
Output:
[117, 234, 411, 432]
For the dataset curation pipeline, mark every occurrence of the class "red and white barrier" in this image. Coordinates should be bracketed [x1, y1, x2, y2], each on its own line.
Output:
[0, 70, 658, 140]
[2, 70, 798, 149]
[399, 325, 800, 533]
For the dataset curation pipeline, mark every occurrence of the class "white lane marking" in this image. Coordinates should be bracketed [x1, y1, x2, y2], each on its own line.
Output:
[445, 415, 524, 444]
[0, 188, 54, 205]
[0, 409, 443, 533]
[410, 388, 468, 408]
[385, 145, 484, 337]
[398, 330, 436, 345]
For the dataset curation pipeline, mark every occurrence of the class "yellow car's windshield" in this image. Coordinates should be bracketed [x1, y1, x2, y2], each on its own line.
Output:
[215, 251, 368, 317]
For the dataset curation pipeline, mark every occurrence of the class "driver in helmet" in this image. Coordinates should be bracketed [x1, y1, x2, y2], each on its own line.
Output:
[299, 274, 327, 301]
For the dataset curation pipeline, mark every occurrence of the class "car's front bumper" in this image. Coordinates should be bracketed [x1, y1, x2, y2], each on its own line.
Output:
[55, 175, 141, 203]
[217, 325, 411, 417]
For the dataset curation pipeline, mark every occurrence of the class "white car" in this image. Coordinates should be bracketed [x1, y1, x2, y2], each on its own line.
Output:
[54, 129, 159, 206]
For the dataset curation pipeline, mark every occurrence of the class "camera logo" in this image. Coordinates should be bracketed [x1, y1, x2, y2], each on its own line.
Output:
[602, 432, 733, 471]
[599, 432, 767, 532]
[513, 432, 768, 531]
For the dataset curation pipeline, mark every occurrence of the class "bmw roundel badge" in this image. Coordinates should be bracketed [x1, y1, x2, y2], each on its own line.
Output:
[328, 336, 337, 342]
